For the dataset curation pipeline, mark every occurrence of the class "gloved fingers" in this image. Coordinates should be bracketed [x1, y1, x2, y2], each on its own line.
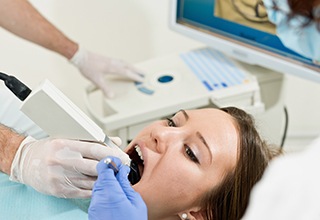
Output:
[93, 79, 115, 98]
[63, 174, 96, 190]
[116, 164, 132, 192]
[108, 59, 144, 81]
[116, 162, 131, 182]
[58, 187, 93, 199]
[74, 140, 108, 159]
[116, 165, 145, 206]
[63, 139, 129, 164]
[93, 168, 116, 190]
[89, 157, 147, 220]
[47, 175, 93, 198]
[48, 139, 99, 158]
[91, 145, 131, 167]
[93, 157, 128, 203]
[97, 156, 122, 174]
[109, 136, 122, 146]
[52, 156, 99, 177]
[123, 69, 145, 82]
[74, 189, 92, 198]
[91, 65, 143, 98]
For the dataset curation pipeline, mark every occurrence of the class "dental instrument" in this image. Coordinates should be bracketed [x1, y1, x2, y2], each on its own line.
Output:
[104, 157, 119, 175]
[0, 73, 141, 184]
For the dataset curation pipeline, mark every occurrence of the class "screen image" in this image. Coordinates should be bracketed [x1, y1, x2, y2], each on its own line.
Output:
[171, 0, 320, 81]
[214, 0, 276, 35]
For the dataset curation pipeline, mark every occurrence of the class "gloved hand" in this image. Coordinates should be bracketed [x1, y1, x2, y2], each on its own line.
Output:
[9, 136, 131, 198]
[70, 47, 144, 98]
[88, 157, 147, 220]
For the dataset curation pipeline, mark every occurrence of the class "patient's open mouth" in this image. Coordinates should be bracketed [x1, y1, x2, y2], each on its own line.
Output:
[128, 145, 144, 185]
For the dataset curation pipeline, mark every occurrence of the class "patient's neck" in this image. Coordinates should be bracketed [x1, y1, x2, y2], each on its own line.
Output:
[151, 214, 180, 220]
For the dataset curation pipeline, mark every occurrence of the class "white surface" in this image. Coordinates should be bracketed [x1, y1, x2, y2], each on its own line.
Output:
[242, 135, 320, 220]
[0, 87, 46, 139]
[20, 79, 105, 141]
[85, 49, 286, 147]
[0, 0, 319, 143]
[85, 48, 261, 132]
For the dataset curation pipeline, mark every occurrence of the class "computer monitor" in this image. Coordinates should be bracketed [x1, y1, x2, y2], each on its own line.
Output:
[169, 0, 320, 82]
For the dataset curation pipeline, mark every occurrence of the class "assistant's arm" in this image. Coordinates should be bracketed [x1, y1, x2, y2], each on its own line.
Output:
[0, 0, 78, 59]
[0, 0, 144, 97]
[0, 124, 24, 175]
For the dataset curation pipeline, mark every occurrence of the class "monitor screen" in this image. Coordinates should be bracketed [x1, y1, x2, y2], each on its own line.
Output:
[169, 0, 320, 82]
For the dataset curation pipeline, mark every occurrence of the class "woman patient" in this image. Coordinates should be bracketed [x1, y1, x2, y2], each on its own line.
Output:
[90, 106, 281, 220]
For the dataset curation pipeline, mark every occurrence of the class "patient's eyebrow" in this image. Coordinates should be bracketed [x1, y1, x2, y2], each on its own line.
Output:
[180, 109, 189, 120]
[196, 131, 213, 163]
[180, 109, 213, 164]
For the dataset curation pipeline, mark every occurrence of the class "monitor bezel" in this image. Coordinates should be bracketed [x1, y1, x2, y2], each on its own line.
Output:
[169, 0, 320, 83]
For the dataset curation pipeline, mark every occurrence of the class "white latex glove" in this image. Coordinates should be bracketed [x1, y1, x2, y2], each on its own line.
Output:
[70, 47, 144, 98]
[242, 136, 320, 220]
[9, 136, 131, 198]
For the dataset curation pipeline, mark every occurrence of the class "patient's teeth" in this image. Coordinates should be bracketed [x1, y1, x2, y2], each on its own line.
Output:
[135, 145, 144, 161]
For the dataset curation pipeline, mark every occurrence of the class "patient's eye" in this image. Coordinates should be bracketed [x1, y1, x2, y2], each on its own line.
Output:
[166, 118, 176, 127]
[185, 145, 199, 164]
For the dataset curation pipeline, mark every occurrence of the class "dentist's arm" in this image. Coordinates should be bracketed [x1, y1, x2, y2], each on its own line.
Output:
[89, 157, 147, 220]
[0, 124, 131, 198]
[0, 0, 144, 98]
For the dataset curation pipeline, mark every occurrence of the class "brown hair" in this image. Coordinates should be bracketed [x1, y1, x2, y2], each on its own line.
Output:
[199, 107, 281, 220]
[273, 0, 320, 30]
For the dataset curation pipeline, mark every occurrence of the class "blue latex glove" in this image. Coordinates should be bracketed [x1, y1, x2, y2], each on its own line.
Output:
[88, 157, 147, 220]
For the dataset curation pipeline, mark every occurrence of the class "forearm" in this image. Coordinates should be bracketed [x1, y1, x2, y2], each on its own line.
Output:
[0, 0, 78, 59]
[0, 124, 25, 175]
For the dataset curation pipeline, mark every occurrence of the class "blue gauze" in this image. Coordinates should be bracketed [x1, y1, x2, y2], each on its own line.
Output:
[0, 173, 89, 219]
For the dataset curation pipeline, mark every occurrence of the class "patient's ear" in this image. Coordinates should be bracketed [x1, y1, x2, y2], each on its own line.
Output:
[189, 210, 205, 220]
[178, 207, 205, 220]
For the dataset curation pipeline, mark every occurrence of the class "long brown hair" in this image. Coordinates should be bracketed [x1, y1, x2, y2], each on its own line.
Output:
[273, 0, 320, 30]
[199, 107, 281, 220]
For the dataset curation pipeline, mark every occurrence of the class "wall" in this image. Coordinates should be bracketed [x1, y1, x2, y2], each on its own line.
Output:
[0, 0, 319, 150]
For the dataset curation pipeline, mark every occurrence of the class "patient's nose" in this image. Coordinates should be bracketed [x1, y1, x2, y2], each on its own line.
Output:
[151, 127, 183, 153]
